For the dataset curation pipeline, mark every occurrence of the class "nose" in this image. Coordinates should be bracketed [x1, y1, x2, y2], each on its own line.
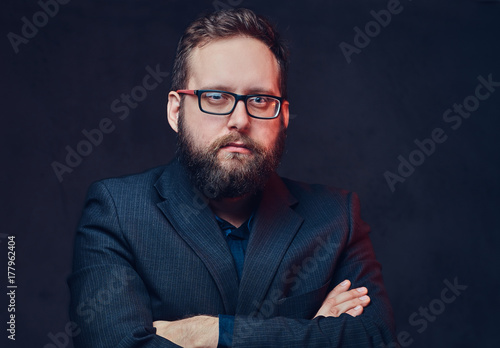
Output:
[226, 99, 250, 131]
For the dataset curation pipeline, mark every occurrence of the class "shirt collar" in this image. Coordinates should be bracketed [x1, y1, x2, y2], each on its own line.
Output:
[215, 212, 255, 239]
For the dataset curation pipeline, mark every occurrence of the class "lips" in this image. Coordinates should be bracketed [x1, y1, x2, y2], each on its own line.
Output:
[223, 142, 248, 149]
[220, 142, 252, 154]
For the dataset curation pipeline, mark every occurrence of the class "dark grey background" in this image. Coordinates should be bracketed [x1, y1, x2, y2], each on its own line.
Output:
[1, 0, 499, 347]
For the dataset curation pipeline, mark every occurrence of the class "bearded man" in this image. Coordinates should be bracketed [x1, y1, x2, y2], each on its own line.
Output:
[69, 8, 396, 348]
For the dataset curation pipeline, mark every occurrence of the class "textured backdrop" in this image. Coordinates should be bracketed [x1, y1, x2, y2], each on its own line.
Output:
[1, 0, 499, 347]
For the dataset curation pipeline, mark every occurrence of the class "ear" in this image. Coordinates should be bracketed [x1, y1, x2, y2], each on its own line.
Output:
[167, 91, 181, 133]
[281, 100, 290, 129]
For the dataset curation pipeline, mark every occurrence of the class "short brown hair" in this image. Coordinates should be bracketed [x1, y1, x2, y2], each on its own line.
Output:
[170, 8, 289, 99]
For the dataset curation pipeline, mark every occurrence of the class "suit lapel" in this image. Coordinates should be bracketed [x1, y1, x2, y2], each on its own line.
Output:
[154, 160, 239, 314]
[237, 173, 303, 315]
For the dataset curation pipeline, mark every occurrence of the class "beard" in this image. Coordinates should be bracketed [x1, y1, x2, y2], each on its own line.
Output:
[177, 110, 286, 200]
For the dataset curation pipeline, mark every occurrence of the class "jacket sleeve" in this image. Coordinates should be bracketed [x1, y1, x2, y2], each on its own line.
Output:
[230, 192, 397, 347]
[68, 181, 181, 348]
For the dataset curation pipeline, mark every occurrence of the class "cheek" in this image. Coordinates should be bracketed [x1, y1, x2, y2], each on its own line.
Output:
[183, 110, 226, 146]
[254, 122, 282, 149]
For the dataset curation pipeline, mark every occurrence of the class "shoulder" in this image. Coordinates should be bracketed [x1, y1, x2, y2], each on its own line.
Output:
[85, 164, 171, 202]
[279, 176, 361, 218]
[95, 165, 167, 187]
[281, 176, 352, 202]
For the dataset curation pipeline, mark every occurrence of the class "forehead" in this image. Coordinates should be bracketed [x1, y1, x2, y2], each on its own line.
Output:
[187, 36, 280, 94]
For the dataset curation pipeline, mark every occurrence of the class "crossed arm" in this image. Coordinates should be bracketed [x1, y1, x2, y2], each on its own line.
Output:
[70, 181, 395, 347]
[153, 279, 371, 347]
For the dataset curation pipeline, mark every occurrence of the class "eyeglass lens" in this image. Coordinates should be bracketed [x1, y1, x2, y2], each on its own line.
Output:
[200, 91, 280, 118]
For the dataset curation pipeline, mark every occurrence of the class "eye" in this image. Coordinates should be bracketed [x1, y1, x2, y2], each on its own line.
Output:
[206, 92, 222, 100]
[202, 92, 231, 105]
[248, 96, 274, 108]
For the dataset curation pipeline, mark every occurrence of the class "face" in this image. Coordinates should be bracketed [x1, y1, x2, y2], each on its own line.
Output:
[167, 36, 289, 199]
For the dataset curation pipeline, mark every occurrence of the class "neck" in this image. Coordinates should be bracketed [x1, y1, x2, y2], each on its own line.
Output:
[209, 193, 259, 227]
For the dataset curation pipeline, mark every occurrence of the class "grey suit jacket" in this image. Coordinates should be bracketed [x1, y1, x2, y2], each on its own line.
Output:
[68, 159, 396, 347]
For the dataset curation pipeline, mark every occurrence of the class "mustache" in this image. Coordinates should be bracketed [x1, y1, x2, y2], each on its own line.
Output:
[209, 133, 264, 154]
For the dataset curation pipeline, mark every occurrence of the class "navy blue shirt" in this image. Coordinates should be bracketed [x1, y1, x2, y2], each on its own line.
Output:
[215, 214, 254, 348]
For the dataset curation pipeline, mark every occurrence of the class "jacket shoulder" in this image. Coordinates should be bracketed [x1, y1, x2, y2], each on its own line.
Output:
[86, 164, 170, 201]
[279, 177, 361, 221]
[281, 177, 351, 202]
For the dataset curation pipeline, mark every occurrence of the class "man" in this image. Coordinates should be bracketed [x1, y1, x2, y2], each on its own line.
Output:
[69, 8, 395, 348]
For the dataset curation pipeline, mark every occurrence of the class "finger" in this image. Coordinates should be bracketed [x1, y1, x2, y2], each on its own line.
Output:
[315, 294, 370, 318]
[332, 294, 370, 315]
[324, 279, 351, 301]
[346, 305, 364, 317]
[324, 286, 368, 307]
[315, 287, 367, 318]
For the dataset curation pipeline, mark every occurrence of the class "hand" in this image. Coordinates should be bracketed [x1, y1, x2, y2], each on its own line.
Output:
[153, 315, 218, 348]
[313, 279, 370, 318]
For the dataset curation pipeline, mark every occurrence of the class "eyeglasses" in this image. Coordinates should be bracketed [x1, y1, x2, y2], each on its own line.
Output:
[176, 89, 284, 119]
